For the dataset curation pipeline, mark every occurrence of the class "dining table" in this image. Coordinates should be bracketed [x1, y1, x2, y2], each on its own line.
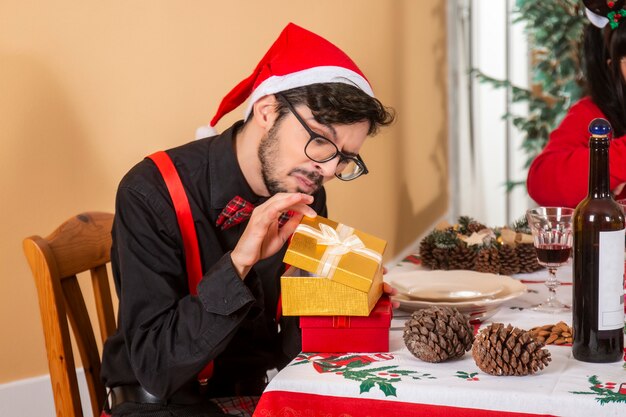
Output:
[252, 255, 626, 417]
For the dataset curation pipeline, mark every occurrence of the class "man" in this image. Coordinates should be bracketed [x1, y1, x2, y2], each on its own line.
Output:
[101, 22, 395, 416]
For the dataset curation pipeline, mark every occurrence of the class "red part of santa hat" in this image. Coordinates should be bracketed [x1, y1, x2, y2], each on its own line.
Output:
[209, 22, 375, 129]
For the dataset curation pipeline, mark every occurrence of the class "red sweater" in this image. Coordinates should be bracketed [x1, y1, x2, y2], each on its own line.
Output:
[526, 96, 626, 208]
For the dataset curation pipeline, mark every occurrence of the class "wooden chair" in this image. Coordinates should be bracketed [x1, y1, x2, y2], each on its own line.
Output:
[23, 212, 116, 417]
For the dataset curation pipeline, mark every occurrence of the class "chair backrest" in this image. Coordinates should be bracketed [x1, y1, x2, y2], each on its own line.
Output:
[23, 212, 116, 417]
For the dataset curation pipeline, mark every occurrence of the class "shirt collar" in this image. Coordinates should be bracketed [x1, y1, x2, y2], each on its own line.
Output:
[209, 120, 265, 209]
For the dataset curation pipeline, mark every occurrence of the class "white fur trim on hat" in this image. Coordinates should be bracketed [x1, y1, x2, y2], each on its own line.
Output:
[243, 66, 375, 120]
[586, 7, 609, 28]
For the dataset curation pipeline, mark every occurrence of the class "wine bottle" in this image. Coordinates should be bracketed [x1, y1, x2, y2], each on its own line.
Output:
[572, 118, 625, 363]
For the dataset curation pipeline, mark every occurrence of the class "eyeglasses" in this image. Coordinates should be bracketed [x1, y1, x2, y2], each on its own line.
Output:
[279, 95, 369, 181]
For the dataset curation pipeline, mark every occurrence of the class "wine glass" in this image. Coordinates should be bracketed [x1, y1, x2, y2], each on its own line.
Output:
[525, 207, 574, 313]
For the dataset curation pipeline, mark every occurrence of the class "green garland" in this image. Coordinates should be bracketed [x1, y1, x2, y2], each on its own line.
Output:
[425, 215, 530, 251]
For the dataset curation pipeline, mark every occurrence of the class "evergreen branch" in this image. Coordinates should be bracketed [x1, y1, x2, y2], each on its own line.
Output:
[505, 180, 526, 193]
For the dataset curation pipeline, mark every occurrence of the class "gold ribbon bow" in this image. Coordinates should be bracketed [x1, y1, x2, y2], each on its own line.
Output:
[295, 222, 383, 278]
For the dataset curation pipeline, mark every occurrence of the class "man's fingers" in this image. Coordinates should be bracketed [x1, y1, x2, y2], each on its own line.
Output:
[253, 193, 316, 228]
[383, 282, 397, 296]
[382, 282, 399, 308]
[287, 203, 317, 218]
[278, 213, 304, 240]
[272, 193, 315, 216]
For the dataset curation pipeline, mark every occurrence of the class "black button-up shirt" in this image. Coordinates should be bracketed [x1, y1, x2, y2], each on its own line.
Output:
[101, 121, 327, 399]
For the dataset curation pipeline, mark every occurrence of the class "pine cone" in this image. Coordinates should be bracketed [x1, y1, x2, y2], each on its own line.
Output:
[474, 247, 500, 274]
[467, 221, 487, 234]
[529, 321, 573, 345]
[403, 306, 474, 363]
[458, 216, 487, 235]
[432, 248, 451, 269]
[447, 244, 477, 270]
[432, 229, 461, 249]
[497, 244, 520, 275]
[472, 323, 551, 376]
[419, 230, 460, 270]
[419, 238, 436, 269]
[515, 243, 543, 273]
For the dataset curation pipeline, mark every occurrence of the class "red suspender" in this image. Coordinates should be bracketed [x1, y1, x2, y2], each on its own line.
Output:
[147, 151, 214, 383]
[148, 151, 203, 289]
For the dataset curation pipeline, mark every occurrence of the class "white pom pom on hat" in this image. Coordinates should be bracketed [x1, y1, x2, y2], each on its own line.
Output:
[195, 125, 218, 140]
[195, 22, 375, 139]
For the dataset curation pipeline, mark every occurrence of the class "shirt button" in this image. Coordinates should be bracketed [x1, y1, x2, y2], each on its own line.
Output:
[223, 298, 228, 304]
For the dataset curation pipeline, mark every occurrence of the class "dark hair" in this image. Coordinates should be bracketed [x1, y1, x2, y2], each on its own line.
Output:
[584, 22, 626, 136]
[271, 83, 395, 136]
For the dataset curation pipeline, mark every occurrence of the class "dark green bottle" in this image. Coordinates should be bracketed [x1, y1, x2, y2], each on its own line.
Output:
[572, 118, 625, 363]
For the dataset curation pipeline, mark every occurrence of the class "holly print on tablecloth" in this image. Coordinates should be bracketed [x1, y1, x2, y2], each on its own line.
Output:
[570, 375, 626, 404]
[403, 254, 420, 265]
[410, 371, 437, 381]
[455, 371, 480, 381]
[291, 353, 435, 397]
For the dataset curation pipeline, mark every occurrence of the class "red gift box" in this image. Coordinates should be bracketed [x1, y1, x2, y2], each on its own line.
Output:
[300, 296, 392, 353]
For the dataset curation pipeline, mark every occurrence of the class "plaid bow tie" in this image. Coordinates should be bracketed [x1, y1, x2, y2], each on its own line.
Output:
[216, 195, 292, 230]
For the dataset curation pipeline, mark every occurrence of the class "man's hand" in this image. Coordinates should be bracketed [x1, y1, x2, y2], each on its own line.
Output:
[382, 282, 397, 297]
[382, 269, 400, 309]
[231, 193, 317, 279]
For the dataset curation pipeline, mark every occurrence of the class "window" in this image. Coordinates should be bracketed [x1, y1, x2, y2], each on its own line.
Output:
[448, 0, 532, 226]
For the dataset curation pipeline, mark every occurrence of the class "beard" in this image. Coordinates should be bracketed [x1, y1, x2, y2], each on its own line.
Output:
[258, 124, 323, 195]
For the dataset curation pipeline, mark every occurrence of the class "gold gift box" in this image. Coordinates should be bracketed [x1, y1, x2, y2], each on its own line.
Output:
[281, 215, 386, 316]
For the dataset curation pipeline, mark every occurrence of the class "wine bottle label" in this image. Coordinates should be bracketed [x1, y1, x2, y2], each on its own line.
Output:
[598, 229, 625, 331]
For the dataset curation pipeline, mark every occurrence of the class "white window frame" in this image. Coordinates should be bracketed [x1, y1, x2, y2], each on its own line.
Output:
[447, 0, 534, 227]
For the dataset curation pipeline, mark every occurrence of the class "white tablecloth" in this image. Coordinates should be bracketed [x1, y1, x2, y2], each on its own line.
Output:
[254, 260, 625, 417]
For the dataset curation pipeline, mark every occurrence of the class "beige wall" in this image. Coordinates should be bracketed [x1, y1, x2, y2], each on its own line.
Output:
[0, 0, 447, 383]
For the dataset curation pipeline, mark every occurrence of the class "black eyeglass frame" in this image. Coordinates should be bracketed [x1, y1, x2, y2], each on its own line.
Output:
[278, 95, 369, 181]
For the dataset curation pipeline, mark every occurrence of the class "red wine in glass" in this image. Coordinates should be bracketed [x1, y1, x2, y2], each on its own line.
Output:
[535, 244, 571, 266]
[527, 206, 575, 313]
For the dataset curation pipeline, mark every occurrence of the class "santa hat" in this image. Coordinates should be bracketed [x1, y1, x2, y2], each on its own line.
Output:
[195, 23, 375, 139]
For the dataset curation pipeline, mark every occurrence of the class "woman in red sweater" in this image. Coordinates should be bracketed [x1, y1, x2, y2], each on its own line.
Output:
[527, 0, 626, 208]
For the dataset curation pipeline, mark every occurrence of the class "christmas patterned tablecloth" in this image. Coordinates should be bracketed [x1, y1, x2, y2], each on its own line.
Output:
[253, 258, 626, 417]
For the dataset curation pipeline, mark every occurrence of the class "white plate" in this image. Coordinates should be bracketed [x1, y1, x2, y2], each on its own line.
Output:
[390, 270, 506, 301]
[391, 294, 503, 322]
[388, 270, 527, 321]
